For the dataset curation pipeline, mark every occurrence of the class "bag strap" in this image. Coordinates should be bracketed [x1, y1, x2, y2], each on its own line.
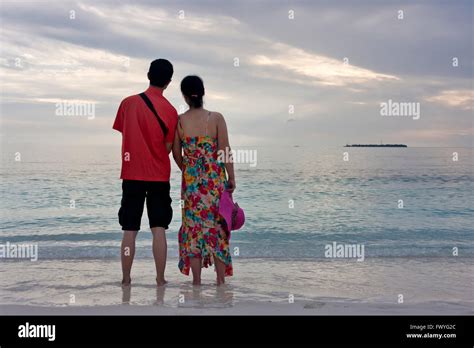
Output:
[139, 92, 168, 137]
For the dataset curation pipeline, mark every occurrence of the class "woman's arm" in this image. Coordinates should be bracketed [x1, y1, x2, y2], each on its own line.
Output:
[172, 127, 183, 171]
[216, 113, 235, 192]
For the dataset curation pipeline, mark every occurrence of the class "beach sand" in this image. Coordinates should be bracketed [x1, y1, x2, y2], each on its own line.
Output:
[1, 257, 472, 315]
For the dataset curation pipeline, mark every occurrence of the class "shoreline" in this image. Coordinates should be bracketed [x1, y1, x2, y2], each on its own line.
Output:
[1, 257, 472, 315]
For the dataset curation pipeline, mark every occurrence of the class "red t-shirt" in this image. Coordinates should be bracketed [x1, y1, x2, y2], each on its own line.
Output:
[113, 86, 178, 182]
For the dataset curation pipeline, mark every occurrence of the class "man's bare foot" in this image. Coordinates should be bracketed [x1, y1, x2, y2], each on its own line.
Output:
[216, 278, 225, 286]
[156, 278, 168, 287]
[121, 278, 131, 287]
[192, 279, 201, 286]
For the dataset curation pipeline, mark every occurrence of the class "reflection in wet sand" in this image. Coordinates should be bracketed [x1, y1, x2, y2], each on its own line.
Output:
[177, 284, 234, 309]
[121, 284, 131, 304]
[155, 285, 166, 305]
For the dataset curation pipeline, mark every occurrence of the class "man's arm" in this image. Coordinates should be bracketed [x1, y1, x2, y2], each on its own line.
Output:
[165, 109, 178, 154]
[113, 100, 125, 132]
[166, 142, 173, 154]
[172, 127, 183, 170]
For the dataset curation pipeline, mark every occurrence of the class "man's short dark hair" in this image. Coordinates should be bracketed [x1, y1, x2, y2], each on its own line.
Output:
[148, 59, 173, 87]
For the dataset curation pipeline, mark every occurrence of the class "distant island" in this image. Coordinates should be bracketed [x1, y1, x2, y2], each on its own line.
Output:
[344, 144, 407, 148]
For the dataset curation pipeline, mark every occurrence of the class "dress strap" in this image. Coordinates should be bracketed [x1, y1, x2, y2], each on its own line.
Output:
[205, 111, 211, 136]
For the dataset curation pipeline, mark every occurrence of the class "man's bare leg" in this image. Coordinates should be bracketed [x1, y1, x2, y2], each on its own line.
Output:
[121, 230, 138, 286]
[152, 227, 168, 286]
[190, 257, 202, 286]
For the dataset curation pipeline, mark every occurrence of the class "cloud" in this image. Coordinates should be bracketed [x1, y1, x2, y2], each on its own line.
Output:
[77, 2, 242, 35]
[425, 89, 473, 110]
[250, 42, 399, 87]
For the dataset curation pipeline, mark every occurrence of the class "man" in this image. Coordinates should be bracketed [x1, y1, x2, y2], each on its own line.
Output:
[113, 59, 178, 286]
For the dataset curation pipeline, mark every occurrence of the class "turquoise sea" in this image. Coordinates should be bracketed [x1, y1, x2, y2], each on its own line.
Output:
[0, 145, 472, 260]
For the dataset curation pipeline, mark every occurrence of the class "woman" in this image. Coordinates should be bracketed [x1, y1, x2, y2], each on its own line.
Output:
[172, 75, 235, 286]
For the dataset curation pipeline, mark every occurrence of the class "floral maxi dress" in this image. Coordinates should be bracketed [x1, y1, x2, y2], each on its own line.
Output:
[178, 125, 233, 277]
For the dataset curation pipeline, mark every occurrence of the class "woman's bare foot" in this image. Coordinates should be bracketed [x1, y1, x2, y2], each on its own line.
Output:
[192, 278, 201, 286]
[156, 278, 168, 287]
[121, 278, 131, 287]
[216, 277, 225, 286]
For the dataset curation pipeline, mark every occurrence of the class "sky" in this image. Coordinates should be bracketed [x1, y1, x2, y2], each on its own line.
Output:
[0, 0, 472, 148]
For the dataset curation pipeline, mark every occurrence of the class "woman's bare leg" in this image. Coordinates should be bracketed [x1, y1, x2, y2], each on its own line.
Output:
[190, 257, 202, 286]
[214, 257, 226, 286]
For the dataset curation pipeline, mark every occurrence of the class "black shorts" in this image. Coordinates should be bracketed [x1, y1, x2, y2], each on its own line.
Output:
[118, 180, 173, 231]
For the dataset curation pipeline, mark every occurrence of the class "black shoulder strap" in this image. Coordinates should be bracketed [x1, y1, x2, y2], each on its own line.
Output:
[139, 92, 168, 137]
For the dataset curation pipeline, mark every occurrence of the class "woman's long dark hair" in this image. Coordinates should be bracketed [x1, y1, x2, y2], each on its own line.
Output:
[181, 75, 205, 108]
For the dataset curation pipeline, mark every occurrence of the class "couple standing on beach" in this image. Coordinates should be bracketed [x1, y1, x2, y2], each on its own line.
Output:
[113, 59, 236, 287]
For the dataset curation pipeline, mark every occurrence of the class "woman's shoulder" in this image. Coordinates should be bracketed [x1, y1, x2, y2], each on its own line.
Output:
[178, 110, 190, 118]
[209, 110, 224, 121]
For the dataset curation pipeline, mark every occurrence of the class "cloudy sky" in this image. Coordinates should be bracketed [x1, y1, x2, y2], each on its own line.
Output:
[0, 0, 472, 148]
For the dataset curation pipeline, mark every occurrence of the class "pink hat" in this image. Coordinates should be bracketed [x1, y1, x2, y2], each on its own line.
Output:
[219, 190, 245, 235]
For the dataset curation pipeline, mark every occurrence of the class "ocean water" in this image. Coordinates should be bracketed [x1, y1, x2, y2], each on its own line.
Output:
[0, 145, 472, 260]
